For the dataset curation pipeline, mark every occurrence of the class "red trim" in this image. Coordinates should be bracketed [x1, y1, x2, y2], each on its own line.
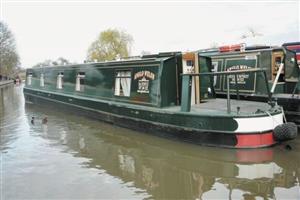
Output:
[236, 149, 273, 163]
[235, 132, 275, 148]
[219, 44, 243, 52]
[285, 45, 300, 50]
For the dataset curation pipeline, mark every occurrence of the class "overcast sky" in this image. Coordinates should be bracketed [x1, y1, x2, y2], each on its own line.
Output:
[1, 0, 299, 68]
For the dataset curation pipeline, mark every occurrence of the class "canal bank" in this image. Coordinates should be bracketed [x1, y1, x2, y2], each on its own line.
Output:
[0, 80, 14, 87]
[1, 85, 300, 199]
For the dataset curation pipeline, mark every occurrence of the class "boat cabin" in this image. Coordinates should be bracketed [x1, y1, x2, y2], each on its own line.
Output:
[198, 43, 300, 95]
[25, 52, 214, 108]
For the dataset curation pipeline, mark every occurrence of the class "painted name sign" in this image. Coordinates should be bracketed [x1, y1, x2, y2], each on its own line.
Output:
[134, 70, 155, 94]
[227, 65, 252, 84]
[224, 58, 257, 92]
[134, 71, 155, 80]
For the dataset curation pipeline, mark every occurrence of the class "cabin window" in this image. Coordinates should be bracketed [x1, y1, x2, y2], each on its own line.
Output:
[75, 72, 85, 91]
[27, 73, 32, 85]
[186, 60, 194, 67]
[57, 72, 64, 89]
[274, 57, 282, 72]
[184, 60, 195, 74]
[40, 73, 44, 87]
[211, 62, 218, 86]
[114, 71, 131, 97]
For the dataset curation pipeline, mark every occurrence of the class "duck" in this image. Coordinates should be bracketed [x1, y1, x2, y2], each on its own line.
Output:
[42, 117, 48, 124]
[31, 117, 35, 125]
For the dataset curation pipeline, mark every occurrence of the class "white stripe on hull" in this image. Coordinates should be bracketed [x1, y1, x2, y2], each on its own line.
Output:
[234, 113, 283, 133]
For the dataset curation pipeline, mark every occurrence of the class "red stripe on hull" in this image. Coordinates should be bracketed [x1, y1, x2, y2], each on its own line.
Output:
[235, 132, 275, 148]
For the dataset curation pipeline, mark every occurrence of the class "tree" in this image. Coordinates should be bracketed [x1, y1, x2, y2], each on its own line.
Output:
[87, 28, 133, 62]
[32, 57, 70, 68]
[33, 59, 53, 68]
[0, 21, 20, 77]
[56, 57, 70, 65]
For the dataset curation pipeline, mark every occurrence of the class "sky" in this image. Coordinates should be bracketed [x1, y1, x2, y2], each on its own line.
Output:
[1, 0, 299, 68]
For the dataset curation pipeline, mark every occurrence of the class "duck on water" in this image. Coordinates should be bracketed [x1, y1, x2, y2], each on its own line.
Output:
[23, 52, 298, 148]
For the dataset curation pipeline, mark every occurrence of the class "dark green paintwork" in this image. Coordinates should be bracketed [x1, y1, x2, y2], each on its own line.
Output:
[24, 87, 240, 132]
[199, 48, 300, 95]
[180, 76, 192, 112]
[26, 55, 180, 108]
[198, 56, 214, 99]
[24, 53, 283, 139]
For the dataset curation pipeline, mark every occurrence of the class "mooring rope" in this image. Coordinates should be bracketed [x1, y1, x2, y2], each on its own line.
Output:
[265, 110, 275, 128]
[281, 107, 287, 123]
[264, 106, 285, 129]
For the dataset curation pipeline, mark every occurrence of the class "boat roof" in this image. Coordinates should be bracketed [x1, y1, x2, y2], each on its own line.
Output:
[197, 45, 284, 57]
[29, 52, 181, 70]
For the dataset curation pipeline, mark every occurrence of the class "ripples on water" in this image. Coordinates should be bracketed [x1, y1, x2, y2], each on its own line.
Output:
[1, 85, 300, 199]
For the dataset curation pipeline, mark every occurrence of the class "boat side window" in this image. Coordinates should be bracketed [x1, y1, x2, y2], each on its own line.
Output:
[186, 60, 194, 67]
[27, 73, 32, 85]
[40, 73, 44, 87]
[57, 72, 64, 89]
[274, 57, 282, 72]
[185, 60, 194, 73]
[272, 52, 284, 82]
[75, 72, 85, 92]
[114, 70, 131, 97]
[211, 61, 218, 86]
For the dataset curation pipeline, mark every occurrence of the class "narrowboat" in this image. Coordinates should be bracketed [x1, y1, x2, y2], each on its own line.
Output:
[23, 52, 298, 148]
[198, 43, 300, 125]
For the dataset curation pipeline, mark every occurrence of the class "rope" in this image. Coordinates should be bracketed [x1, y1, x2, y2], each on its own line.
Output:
[281, 107, 287, 123]
[264, 106, 285, 129]
[265, 110, 275, 128]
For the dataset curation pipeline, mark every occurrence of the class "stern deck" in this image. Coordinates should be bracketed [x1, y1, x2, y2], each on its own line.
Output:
[163, 98, 276, 116]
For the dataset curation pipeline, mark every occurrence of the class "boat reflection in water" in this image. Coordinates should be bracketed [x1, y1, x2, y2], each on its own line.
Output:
[24, 103, 300, 200]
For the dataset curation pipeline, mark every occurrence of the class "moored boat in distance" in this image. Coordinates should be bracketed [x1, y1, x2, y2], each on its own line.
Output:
[198, 42, 300, 125]
[23, 52, 298, 148]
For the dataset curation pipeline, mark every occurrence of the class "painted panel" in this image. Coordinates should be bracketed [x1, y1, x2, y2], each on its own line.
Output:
[223, 56, 257, 93]
[199, 56, 213, 99]
[130, 66, 160, 106]
[211, 59, 223, 91]
[26, 64, 162, 107]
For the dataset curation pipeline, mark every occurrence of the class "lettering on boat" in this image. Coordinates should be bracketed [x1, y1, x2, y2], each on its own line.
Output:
[227, 65, 252, 85]
[134, 71, 155, 94]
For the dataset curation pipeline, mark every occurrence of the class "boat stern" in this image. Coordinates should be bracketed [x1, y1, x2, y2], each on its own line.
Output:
[234, 112, 298, 148]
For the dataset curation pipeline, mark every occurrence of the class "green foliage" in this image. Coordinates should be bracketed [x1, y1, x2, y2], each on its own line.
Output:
[0, 21, 20, 76]
[32, 59, 52, 68]
[87, 28, 133, 62]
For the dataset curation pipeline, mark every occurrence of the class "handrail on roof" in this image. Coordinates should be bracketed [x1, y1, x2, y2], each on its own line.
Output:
[180, 68, 273, 113]
[181, 68, 267, 77]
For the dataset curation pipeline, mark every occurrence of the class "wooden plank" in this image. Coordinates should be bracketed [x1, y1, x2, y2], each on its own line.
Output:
[194, 53, 200, 104]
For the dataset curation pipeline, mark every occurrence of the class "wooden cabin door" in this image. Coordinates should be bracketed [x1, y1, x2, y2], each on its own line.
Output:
[182, 52, 200, 105]
[271, 51, 284, 82]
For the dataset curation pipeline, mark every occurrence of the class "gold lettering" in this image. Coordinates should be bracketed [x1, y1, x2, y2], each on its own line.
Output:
[134, 70, 155, 80]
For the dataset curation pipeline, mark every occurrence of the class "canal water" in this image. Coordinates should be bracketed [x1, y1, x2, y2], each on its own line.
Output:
[1, 84, 300, 200]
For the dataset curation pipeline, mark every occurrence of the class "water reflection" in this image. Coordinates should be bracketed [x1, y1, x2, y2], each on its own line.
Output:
[1, 85, 300, 199]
